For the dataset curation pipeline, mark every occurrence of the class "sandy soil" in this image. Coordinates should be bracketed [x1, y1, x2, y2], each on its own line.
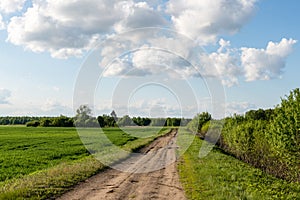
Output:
[57, 130, 186, 200]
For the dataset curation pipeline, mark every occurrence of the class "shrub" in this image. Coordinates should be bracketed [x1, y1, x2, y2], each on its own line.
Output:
[26, 120, 40, 127]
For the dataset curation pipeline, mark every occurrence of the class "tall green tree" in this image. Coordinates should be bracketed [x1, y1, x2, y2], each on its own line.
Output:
[74, 105, 97, 127]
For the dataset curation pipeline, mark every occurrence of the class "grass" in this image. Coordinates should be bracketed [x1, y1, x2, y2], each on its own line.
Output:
[0, 126, 170, 199]
[178, 129, 300, 200]
[0, 127, 89, 182]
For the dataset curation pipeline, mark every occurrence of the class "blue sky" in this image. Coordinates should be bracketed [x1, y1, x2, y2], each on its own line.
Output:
[0, 0, 299, 118]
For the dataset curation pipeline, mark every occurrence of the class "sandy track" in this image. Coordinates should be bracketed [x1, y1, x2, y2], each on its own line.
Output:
[58, 130, 186, 200]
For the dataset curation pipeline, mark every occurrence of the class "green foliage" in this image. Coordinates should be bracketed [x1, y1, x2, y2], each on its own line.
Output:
[117, 115, 134, 126]
[150, 118, 167, 126]
[132, 117, 151, 126]
[74, 105, 98, 127]
[25, 120, 40, 127]
[245, 108, 274, 121]
[187, 112, 212, 134]
[149, 117, 190, 127]
[178, 133, 300, 200]
[97, 115, 116, 127]
[221, 88, 300, 182]
[269, 88, 300, 152]
[51, 115, 74, 127]
[166, 117, 181, 126]
[0, 116, 41, 125]
[39, 116, 74, 127]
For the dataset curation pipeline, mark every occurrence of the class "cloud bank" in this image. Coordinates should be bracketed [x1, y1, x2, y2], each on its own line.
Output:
[242, 38, 297, 81]
[166, 0, 257, 43]
[0, 0, 25, 14]
[0, 0, 297, 86]
[0, 14, 5, 30]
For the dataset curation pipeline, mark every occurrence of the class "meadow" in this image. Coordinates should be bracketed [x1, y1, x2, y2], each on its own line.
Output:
[0, 126, 169, 199]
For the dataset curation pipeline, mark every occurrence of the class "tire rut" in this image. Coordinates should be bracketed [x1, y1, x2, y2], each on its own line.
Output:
[57, 130, 186, 200]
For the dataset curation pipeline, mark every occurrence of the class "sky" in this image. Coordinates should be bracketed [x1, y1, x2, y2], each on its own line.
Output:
[0, 0, 299, 118]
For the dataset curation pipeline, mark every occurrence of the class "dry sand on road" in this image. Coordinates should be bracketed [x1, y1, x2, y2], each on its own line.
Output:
[58, 130, 186, 200]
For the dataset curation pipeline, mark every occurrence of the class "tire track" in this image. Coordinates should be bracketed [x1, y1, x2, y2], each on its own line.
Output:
[58, 130, 186, 200]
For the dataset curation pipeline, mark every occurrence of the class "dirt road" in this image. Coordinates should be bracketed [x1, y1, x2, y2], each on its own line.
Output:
[58, 130, 186, 200]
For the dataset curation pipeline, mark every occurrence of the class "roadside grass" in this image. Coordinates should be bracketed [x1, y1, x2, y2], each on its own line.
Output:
[0, 156, 103, 200]
[178, 129, 300, 200]
[0, 126, 170, 199]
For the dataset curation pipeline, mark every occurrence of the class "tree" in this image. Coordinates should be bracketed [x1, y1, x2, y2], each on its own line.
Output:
[132, 117, 151, 126]
[117, 115, 134, 127]
[269, 88, 300, 152]
[150, 118, 167, 126]
[40, 118, 52, 127]
[187, 112, 212, 133]
[142, 117, 151, 126]
[26, 120, 40, 127]
[97, 115, 105, 127]
[111, 110, 118, 121]
[74, 105, 96, 127]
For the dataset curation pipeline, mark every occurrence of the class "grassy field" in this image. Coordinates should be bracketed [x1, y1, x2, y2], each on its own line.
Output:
[0, 126, 169, 199]
[178, 129, 300, 200]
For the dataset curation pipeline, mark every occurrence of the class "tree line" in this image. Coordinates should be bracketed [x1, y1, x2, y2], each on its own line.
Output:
[0, 116, 43, 125]
[0, 105, 190, 128]
[187, 88, 300, 182]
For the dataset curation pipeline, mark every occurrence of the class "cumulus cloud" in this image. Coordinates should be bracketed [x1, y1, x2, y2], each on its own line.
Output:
[6, 0, 167, 58]
[7, 0, 124, 58]
[0, 14, 5, 30]
[226, 101, 256, 116]
[3, 1, 297, 86]
[0, 0, 25, 14]
[0, 89, 11, 104]
[200, 39, 241, 86]
[100, 37, 296, 87]
[5, 0, 259, 57]
[241, 38, 297, 81]
[166, 0, 257, 43]
[114, 1, 167, 33]
[41, 99, 73, 115]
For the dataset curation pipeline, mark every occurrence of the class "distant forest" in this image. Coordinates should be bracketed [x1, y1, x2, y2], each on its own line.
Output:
[0, 108, 191, 128]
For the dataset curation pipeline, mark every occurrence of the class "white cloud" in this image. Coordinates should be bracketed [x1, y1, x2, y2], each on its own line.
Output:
[0, 0, 25, 14]
[96, 98, 195, 118]
[0, 89, 11, 104]
[5, 0, 259, 57]
[102, 38, 241, 86]
[6, 0, 167, 58]
[99, 35, 297, 87]
[41, 99, 73, 115]
[241, 38, 297, 81]
[226, 101, 256, 116]
[200, 39, 241, 86]
[166, 0, 257, 43]
[2, 1, 297, 87]
[114, 1, 167, 33]
[0, 14, 5, 30]
[7, 0, 121, 58]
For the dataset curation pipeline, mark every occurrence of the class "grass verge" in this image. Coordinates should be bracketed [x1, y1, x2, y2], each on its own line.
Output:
[178, 130, 300, 200]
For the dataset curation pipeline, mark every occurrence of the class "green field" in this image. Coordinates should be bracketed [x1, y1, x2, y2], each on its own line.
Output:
[178, 130, 300, 200]
[0, 126, 169, 199]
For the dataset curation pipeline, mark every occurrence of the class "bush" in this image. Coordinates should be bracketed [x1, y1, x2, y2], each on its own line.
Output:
[26, 121, 40, 127]
[220, 88, 300, 182]
[187, 112, 211, 134]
